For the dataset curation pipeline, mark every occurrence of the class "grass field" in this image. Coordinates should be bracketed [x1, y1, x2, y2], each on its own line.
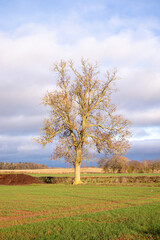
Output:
[30, 173, 160, 177]
[1, 168, 160, 177]
[0, 183, 160, 239]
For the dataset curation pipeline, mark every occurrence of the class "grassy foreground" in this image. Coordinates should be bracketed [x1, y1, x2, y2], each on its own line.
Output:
[0, 184, 160, 239]
[30, 173, 160, 177]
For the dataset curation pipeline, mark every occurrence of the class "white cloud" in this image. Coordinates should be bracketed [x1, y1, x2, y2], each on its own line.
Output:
[0, 115, 43, 134]
[119, 108, 160, 127]
[0, 24, 159, 110]
[132, 126, 160, 141]
[0, 16, 160, 162]
[17, 143, 39, 152]
[0, 134, 54, 164]
[0, 134, 50, 155]
[129, 139, 160, 155]
[0, 135, 28, 155]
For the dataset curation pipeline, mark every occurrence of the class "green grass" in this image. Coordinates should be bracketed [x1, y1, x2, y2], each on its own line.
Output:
[0, 184, 160, 239]
[30, 172, 160, 177]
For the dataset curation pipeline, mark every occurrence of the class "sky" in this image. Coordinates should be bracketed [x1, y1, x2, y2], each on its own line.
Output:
[0, 0, 160, 167]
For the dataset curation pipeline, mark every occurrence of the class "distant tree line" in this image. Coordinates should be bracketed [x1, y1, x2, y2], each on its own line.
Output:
[0, 162, 48, 170]
[98, 156, 160, 173]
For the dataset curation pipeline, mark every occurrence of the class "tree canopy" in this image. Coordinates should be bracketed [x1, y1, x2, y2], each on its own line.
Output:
[36, 59, 131, 184]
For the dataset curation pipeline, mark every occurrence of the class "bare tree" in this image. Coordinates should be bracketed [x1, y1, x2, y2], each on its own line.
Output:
[102, 155, 129, 173]
[128, 160, 142, 173]
[35, 59, 131, 184]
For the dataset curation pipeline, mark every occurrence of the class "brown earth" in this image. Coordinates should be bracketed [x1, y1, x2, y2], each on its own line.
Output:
[0, 174, 39, 185]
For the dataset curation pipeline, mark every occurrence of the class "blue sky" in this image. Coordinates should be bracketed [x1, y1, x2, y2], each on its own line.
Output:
[0, 0, 160, 167]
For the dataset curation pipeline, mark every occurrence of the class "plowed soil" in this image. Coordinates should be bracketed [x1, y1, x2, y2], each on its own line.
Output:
[0, 174, 39, 185]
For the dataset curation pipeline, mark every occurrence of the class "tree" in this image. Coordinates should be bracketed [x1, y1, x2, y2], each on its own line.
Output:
[35, 59, 131, 184]
[102, 155, 129, 173]
[128, 160, 142, 173]
[141, 159, 160, 173]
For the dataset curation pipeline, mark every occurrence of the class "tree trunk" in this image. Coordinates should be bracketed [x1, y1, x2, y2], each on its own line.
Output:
[73, 147, 83, 185]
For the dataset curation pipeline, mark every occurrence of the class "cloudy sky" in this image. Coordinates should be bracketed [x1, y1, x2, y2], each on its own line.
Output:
[0, 0, 160, 167]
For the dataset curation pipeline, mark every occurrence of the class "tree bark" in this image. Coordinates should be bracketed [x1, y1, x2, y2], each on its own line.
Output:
[73, 148, 83, 185]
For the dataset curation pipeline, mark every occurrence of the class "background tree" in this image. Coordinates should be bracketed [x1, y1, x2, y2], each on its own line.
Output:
[141, 159, 160, 173]
[101, 155, 129, 173]
[36, 59, 131, 184]
[0, 162, 48, 170]
[127, 160, 142, 173]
